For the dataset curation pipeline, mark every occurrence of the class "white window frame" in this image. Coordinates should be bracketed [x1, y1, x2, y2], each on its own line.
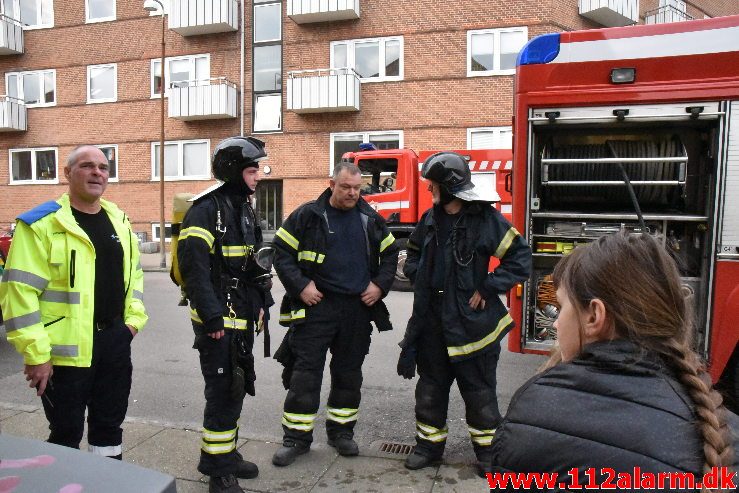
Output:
[9, 147, 59, 184]
[150, 54, 210, 98]
[151, 222, 172, 243]
[85, 0, 115, 23]
[253, 93, 282, 133]
[96, 144, 119, 182]
[7, 0, 55, 29]
[5, 69, 56, 107]
[329, 130, 404, 175]
[87, 64, 117, 104]
[467, 126, 513, 150]
[467, 27, 528, 77]
[150, 139, 210, 181]
[330, 36, 404, 83]
[253, 2, 281, 43]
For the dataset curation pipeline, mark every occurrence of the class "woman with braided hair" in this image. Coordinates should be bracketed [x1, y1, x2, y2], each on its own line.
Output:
[490, 232, 737, 489]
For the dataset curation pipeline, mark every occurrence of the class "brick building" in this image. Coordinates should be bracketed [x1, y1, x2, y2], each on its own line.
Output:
[0, 0, 737, 243]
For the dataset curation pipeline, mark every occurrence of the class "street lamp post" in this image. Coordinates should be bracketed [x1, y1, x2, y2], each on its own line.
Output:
[143, 0, 167, 269]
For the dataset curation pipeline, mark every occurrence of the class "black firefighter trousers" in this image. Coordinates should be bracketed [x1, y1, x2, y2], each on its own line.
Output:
[281, 292, 372, 447]
[41, 318, 133, 458]
[413, 301, 502, 462]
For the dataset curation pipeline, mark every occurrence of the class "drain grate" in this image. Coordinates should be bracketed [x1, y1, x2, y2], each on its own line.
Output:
[379, 442, 413, 456]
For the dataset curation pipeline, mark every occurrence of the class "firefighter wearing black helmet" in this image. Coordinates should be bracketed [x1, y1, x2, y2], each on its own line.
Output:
[178, 136, 273, 493]
[396, 151, 532, 477]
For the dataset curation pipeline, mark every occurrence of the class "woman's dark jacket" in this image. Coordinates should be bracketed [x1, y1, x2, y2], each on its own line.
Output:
[401, 202, 531, 362]
[491, 339, 739, 487]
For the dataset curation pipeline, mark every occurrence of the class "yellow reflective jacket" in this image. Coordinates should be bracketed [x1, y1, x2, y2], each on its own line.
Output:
[0, 194, 147, 366]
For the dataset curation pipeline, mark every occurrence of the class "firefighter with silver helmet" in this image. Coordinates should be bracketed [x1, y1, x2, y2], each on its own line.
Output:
[177, 136, 273, 493]
[396, 151, 532, 477]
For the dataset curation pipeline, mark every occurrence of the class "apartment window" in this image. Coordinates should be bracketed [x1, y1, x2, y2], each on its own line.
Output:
[468, 126, 513, 150]
[255, 180, 283, 234]
[151, 223, 172, 242]
[86, 0, 114, 22]
[3, 0, 54, 28]
[151, 54, 209, 97]
[6, 69, 55, 107]
[152, 140, 209, 180]
[330, 131, 403, 174]
[331, 36, 403, 81]
[253, 0, 281, 133]
[87, 64, 117, 103]
[467, 27, 527, 76]
[96, 144, 118, 181]
[9, 147, 57, 184]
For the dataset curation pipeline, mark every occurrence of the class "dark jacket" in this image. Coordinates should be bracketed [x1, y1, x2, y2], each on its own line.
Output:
[273, 188, 399, 324]
[401, 202, 531, 362]
[491, 339, 739, 487]
[178, 186, 270, 330]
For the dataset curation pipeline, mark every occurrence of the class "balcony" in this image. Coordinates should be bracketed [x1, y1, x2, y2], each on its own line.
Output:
[169, 0, 238, 36]
[645, 5, 693, 24]
[168, 78, 238, 120]
[578, 0, 638, 27]
[0, 96, 27, 131]
[0, 14, 23, 55]
[287, 0, 360, 24]
[287, 68, 360, 114]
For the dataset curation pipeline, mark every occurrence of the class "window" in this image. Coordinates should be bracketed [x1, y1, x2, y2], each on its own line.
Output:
[253, 0, 281, 133]
[467, 27, 527, 76]
[6, 70, 55, 107]
[151, 140, 209, 180]
[87, 64, 117, 103]
[330, 131, 403, 174]
[3, 0, 54, 28]
[86, 0, 114, 22]
[151, 54, 209, 97]
[468, 126, 513, 150]
[661, 0, 686, 10]
[151, 223, 172, 243]
[331, 36, 403, 82]
[96, 144, 118, 181]
[9, 147, 58, 184]
[255, 180, 283, 234]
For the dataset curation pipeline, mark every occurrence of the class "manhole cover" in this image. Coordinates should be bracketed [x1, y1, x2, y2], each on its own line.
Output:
[369, 440, 414, 458]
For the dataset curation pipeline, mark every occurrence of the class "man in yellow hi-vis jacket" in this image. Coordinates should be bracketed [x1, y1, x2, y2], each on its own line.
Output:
[0, 145, 147, 460]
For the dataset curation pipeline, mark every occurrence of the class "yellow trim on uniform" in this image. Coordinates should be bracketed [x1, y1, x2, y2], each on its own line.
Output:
[379, 233, 396, 253]
[446, 313, 513, 358]
[297, 250, 325, 263]
[416, 421, 448, 443]
[468, 426, 496, 446]
[202, 427, 238, 441]
[180, 226, 215, 249]
[327, 407, 358, 424]
[189, 308, 249, 330]
[222, 245, 251, 257]
[201, 440, 236, 454]
[494, 227, 519, 259]
[282, 412, 316, 431]
[275, 227, 299, 250]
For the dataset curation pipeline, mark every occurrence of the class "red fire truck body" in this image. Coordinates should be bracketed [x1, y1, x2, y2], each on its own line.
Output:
[508, 15, 739, 401]
[341, 148, 513, 287]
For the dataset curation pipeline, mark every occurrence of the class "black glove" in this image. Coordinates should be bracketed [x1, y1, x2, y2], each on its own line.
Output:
[397, 345, 417, 379]
[204, 316, 224, 334]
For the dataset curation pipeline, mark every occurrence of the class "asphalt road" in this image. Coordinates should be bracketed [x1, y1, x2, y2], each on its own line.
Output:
[0, 272, 545, 463]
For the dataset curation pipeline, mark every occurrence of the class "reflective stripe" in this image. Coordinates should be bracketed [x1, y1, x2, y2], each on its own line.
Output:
[222, 245, 250, 257]
[275, 227, 299, 250]
[2, 269, 49, 291]
[88, 444, 122, 457]
[297, 250, 325, 263]
[4, 311, 41, 332]
[202, 427, 238, 441]
[51, 345, 79, 357]
[201, 440, 236, 455]
[379, 233, 396, 253]
[327, 407, 358, 424]
[447, 313, 514, 358]
[416, 421, 448, 443]
[180, 226, 215, 249]
[279, 312, 292, 323]
[494, 227, 519, 259]
[40, 290, 80, 304]
[291, 309, 305, 320]
[468, 426, 496, 446]
[189, 308, 248, 330]
[132, 290, 144, 301]
[282, 412, 316, 431]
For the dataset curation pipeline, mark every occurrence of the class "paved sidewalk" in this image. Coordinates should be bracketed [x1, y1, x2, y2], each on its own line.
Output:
[0, 402, 489, 492]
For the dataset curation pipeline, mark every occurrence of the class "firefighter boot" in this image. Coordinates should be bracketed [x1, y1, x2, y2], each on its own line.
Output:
[404, 448, 442, 470]
[209, 474, 244, 493]
[475, 449, 493, 478]
[233, 450, 259, 479]
[271, 439, 310, 467]
[327, 434, 359, 456]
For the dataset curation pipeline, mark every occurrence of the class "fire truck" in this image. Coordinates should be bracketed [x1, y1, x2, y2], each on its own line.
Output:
[341, 147, 513, 290]
[508, 15, 739, 407]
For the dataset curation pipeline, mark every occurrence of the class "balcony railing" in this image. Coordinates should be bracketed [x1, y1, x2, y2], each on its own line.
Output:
[168, 78, 238, 120]
[287, 68, 361, 114]
[169, 0, 238, 36]
[645, 4, 693, 24]
[0, 95, 27, 131]
[0, 14, 23, 55]
[287, 0, 360, 24]
[578, 0, 638, 27]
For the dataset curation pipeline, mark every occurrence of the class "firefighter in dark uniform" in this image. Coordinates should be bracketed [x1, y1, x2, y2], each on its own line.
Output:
[178, 136, 273, 493]
[396, 152, 532, 477]
[271, 162, 399, 467]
